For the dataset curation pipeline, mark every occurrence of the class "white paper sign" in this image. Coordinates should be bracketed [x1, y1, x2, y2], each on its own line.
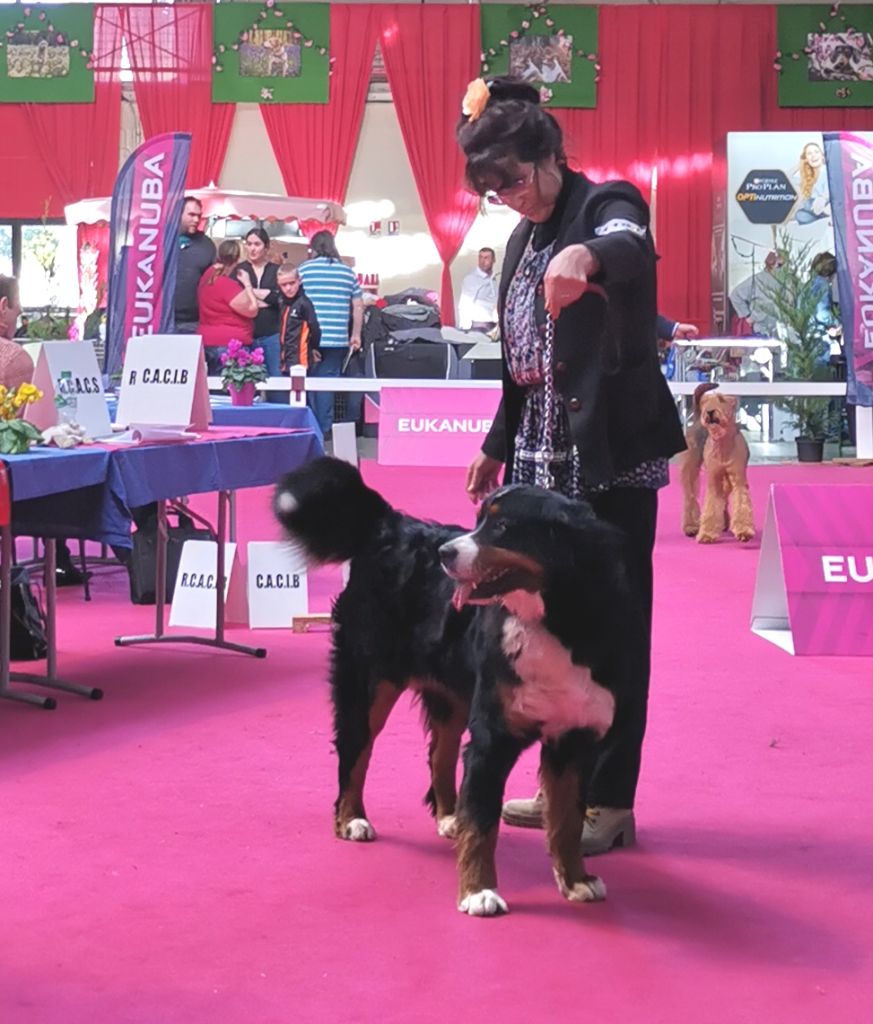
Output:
[25, 341, 113, 438]
[116, 334, 211, 431]
[247, 541, 309, 628]
[331, 421, 358, 467]
[169, 540, 247, 629]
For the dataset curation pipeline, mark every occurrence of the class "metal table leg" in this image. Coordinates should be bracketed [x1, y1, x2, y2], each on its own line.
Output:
[8, 538, 104, 702]
[114, 492, 266, 658]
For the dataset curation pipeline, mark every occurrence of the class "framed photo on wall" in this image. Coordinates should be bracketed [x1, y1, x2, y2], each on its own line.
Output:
[778, 5, 873, 107]
[212, 1, 329, 104]
[480, 4, 598, 109]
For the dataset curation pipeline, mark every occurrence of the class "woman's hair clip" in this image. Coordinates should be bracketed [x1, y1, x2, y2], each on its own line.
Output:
[461, 78, 491, 123]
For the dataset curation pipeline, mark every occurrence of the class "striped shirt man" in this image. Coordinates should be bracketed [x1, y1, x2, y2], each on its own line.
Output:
[296, 256, 363, 349]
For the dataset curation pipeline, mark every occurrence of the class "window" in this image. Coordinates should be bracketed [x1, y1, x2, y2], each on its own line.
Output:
[19, 225, 80, 311]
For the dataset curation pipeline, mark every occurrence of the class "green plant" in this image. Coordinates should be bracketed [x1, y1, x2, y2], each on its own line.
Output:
[764, 233, 833, 440]
[220, 338, 267, 390]
[25, 309, 73, 341]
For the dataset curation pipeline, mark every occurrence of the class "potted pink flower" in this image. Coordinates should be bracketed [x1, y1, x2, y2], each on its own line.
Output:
[220, 339, 267, 406]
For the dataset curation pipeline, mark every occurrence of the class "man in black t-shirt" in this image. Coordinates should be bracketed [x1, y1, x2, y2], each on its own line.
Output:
[174, 196, 216, 334]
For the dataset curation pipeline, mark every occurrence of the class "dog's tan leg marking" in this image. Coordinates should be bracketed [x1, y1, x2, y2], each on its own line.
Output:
[679, 444, 703, 537]
[540, 761, 606, 904]
[456, 819, 506, 915]
[697, 462, 728, 544]
[429, 704, 467, 839]
[335, 680, 401, 841]
[726, 442, 755, 542]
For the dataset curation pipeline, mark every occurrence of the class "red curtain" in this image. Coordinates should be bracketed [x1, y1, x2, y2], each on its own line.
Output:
[122, 5, 233, 188]
[378, 4, 481, 326]
[261, 3, 380, 216]
[22, 7, 123, 210]
[553, 9, 663, 200]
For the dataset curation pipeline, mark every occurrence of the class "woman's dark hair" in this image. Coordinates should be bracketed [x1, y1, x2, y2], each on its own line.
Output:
[308, 230, 341, 262]
[244, 227, 271, 249]
[208, 239, 241, 285]
[456, 77, 565, 195]
[811, 251, 837, 278]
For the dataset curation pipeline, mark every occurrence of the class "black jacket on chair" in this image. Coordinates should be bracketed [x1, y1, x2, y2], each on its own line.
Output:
[482, 168, 685, 488]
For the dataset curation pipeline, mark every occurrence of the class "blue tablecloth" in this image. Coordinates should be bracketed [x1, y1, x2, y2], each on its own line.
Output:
[3, 447, 111, 502]
[3, 427, 323, 548]
[104, 397, 321, 440]
[108, 428, 323, 507]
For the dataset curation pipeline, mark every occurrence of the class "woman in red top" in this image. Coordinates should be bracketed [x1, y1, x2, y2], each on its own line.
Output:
[196, 239, 260, 374]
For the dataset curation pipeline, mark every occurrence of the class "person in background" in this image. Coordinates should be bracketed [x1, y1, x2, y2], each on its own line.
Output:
[457, 76, 685, 854]
[458, 247, 499, 331]
[657, 315, 698, 343]
[276, 264, 322, 382]
[0, 275, 85, 585]
[237, 227, 283, 401]
[657, 314, 699, 380]
[729, 250, 784, 337]
[174, 196, 216, 335]
[196, 240, 260, 375]
[13, 313, 29, 339]
[0, 276, 35, 389]
[297, 231, 364, 436]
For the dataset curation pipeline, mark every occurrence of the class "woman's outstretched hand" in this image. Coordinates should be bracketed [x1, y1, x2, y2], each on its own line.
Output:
[465, 452, 503, 504]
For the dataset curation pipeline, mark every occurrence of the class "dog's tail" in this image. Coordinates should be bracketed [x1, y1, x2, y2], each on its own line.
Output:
[273, 456, 392, 564]
[693, 381, 719, 418]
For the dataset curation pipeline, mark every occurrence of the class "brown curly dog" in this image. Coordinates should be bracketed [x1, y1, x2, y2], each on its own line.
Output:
[680, 383, 755, 543]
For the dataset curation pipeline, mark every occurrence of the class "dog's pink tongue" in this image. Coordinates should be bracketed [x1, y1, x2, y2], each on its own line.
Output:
[452, 582, 473, 611]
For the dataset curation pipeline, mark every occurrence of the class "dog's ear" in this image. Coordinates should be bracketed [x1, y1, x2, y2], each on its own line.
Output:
[553, 497, 597, 529]
[721, 394, 739, 418]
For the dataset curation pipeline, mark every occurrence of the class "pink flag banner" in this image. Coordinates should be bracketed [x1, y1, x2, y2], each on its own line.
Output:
[751, 484, 873, 656]
[106, 132, 192, 378]
[823, 131, 873, 407]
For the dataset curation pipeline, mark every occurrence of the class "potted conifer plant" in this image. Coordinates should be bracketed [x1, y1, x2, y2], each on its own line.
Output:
[764, 235, 835, 462]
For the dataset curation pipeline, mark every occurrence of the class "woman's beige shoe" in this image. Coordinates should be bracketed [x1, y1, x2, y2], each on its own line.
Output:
[500, 792, 545, 828]
[581, 807, 636, 855]
[500, 798, 636, 855]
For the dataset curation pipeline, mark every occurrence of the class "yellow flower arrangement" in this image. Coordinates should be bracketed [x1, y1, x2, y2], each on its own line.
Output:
[0, 382, 44, 454]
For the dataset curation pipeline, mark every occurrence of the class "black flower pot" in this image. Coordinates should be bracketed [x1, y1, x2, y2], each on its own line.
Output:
[796, 437, 824, 463]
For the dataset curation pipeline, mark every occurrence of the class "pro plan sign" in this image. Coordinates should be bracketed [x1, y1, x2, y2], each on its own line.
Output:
[735, 169, 797, 224]
[115, 334, 211, 430]
[751, 484, 873, 656]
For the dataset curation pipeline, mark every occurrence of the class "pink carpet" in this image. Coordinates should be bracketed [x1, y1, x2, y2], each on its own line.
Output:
[2, 461, 872, 1023]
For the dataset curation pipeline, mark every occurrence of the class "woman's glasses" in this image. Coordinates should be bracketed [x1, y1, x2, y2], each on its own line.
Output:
[483, 166, 537, 206]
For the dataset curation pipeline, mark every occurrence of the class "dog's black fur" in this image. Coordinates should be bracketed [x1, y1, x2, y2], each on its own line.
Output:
[274, 457, 645, 915]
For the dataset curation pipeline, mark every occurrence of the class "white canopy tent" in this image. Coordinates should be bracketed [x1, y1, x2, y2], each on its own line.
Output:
[65, 186, 346, 228]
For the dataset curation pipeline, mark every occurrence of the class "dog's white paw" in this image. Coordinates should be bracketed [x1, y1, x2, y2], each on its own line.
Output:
[342, 818, 376, 842]
[459, 889, 509, 917]
[437, 815, 458, 839]
[554, 870, 607, 903]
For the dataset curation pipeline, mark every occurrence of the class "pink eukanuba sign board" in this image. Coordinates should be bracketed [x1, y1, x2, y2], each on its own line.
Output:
[752, 485, 873, 656]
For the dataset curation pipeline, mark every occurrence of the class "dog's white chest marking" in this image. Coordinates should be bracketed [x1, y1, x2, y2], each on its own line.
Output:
[502, 617, 615, 740]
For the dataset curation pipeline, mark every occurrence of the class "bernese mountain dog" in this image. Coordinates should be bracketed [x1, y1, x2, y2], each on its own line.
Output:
[274, 457, 645, 916]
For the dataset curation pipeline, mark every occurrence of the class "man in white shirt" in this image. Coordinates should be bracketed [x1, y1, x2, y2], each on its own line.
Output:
[458, 247, 499, 331]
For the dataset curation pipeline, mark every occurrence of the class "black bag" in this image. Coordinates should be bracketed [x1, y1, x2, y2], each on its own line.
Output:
[128, 510, 214, 605]
[9, 565, 48, 661]
[380, 303, 441, 334]
[366, 337, 459, 380]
